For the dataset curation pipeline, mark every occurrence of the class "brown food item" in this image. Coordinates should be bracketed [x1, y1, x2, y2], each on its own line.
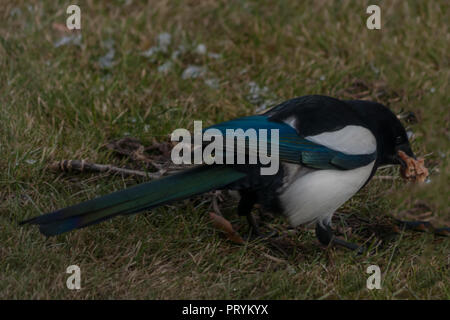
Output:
[209, 212, 245, 244]
[398, 151, 429, 182]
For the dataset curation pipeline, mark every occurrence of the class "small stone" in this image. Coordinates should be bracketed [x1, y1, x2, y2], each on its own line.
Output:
[10, 7, 22, 17]
[157, 32, 171, 52]
[99, 49, 115, 69]
[182, 65, 206, 79]
[286, 265, 297, 275]
[53, 34, 82, 48]
[195, 44, 207, 55]
[141, 46, 159, 57]
[207, 52, 221, 59]
[204, 78, 220, 89]
[158, 61, 173, 74]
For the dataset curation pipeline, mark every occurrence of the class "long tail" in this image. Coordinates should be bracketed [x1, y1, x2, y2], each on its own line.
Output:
[20, 165, 246, 236]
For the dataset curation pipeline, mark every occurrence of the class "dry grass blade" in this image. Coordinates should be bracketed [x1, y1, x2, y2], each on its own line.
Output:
[49, 160, 164, 179]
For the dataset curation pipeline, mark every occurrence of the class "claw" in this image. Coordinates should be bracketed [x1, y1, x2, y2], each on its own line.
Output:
[396, 219, 449, 237]
[434, 227, 450, 237]
[397, 220, 433, 232]
[246, 212, 277, 240]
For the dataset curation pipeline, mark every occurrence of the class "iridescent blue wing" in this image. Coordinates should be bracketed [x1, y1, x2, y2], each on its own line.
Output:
[206, 115, 376, 170]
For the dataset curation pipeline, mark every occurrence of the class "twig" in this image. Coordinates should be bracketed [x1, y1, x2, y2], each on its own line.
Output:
[373, 175, 398, 180]
[49, 160, 165, 179]
[261, 252, 287, 264]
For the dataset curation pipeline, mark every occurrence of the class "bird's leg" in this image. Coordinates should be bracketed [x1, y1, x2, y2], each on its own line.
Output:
[237, 193, 260, 236]
[238, 192, 276, 239]
[316, 222, 364, 254]
[246, 210, 261, 236]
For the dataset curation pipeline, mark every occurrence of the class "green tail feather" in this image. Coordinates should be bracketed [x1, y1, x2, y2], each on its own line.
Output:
[20, 165, 246, 236]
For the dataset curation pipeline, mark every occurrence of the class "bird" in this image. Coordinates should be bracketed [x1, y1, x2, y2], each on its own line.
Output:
[21, 95, 420, 252]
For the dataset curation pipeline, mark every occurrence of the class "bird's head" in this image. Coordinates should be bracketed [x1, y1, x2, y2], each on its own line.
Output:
[347, 100, 428, 182]
[376, 109, 415, 166]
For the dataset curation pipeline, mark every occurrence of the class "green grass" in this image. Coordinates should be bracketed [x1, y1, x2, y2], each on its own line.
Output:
[0, 0, 448, 299]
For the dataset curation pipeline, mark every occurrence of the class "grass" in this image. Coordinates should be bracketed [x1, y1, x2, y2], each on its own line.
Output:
[0, 0, 449, 299]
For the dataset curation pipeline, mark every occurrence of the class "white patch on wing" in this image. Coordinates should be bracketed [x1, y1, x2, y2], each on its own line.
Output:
[279, 160, 375, 227]
[283, 116, 297, 130]
[305, 125, 376, 155]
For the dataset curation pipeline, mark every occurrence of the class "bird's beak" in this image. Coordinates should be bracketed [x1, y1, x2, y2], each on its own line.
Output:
[394, 144, 415, 169]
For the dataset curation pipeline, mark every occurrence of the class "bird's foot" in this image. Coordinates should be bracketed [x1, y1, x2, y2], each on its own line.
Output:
[246, 229, 278, 241]
[246, 212, 277, 240]
[316, 222, 365, 255]
[331, 237, 365, 255]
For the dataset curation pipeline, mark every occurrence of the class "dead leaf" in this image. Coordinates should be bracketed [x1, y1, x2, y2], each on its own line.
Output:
[52, 23, 70, 33]
[396, 200, 433, 221]
[209, 212, 244, 244]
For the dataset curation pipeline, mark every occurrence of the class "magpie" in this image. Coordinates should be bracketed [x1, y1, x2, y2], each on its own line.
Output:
[21, 95, 420, 252]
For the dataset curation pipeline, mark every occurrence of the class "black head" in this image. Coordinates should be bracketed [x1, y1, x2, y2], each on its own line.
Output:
[345, 100, 415, 168]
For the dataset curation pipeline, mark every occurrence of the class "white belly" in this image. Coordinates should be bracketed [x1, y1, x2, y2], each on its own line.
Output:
[278, 161, 375, 226]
